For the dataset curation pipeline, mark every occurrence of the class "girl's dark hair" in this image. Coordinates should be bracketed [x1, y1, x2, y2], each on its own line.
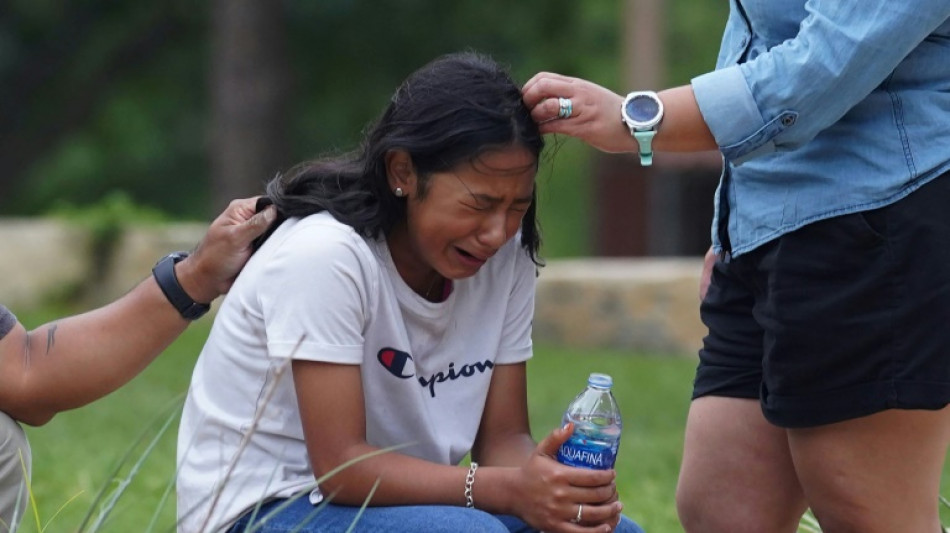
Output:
[254, 51, 545, 264]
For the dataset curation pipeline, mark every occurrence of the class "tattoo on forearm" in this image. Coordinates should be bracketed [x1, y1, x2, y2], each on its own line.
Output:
[46, 324, 58, 355]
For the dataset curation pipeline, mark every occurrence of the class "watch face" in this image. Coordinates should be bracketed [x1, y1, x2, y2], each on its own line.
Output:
[625, 94, 661, 124]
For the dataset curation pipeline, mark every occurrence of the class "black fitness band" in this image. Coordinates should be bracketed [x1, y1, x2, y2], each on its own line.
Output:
[152, 251, 211, 321]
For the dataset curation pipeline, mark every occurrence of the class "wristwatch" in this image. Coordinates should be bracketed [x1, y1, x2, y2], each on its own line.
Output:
[621, 91, 664, 166]
[152, 251, 211, 320]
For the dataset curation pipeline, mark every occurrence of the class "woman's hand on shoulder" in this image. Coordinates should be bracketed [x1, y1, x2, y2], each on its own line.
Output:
[509, 423, 623, 532]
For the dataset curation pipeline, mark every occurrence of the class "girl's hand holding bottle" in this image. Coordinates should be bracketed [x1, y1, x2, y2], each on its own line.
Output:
[508, 424, 623, 532]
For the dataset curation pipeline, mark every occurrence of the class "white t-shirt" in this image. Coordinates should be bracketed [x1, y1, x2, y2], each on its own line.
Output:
[176, 212, 536, 532]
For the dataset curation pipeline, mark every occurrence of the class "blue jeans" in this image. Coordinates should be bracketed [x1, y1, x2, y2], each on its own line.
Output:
[228, 496, 646, 533]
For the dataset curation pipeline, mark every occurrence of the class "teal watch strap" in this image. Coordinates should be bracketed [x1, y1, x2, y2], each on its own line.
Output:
[633, 130, 656, 166]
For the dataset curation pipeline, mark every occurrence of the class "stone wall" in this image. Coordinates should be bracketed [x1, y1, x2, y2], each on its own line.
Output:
[535, 259, 704, 356]
[0, 218, 208, 309]
[0, 219, 95, 308]
[1, 219, 705, 356]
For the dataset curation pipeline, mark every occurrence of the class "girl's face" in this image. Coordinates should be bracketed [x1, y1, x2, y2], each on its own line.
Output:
[386, 145, 537, 287]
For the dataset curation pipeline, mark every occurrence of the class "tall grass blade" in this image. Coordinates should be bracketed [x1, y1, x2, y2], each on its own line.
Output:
[311, 445, 409, 487]
[242, 490, 316, 533]
[143, 462, 178, 533]
[235, 448, 291, 530]
[39, 491, 85, 533]
[240, 446, 405, 533]
[342, 478, 380, 533]
[76, 394, 184, 532]
[86, 399, 180, 532]
[198, 354, 294, 532]
[22, 450, 41, 533]
[285, 495, 332, 533]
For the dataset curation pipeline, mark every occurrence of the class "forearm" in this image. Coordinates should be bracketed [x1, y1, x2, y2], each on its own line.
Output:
[339, 421, 537, 509]
[296, 361, 533, 515]
[315, 443, 519, 515]
[335, 433, 619, 524]
[654, 85, 718, 153]
[473, 432, 536, 468]
[0, 198, 273, 425]
[2, 272, 189, 424]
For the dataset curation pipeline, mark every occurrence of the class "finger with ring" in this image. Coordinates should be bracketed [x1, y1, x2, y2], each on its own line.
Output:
[557, 97, 573, 119]
[570, 503, 583, 524]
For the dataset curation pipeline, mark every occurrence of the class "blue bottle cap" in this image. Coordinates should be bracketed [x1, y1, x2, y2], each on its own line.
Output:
[588, 373, 612, 389]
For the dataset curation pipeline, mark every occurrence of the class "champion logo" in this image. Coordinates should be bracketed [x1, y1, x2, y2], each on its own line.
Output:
[377, 348, 414, 379]
[376, 347, 495, 398]
[418, 360, 494, 398]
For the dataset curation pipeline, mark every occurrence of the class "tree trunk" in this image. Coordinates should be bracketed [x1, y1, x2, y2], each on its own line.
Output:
[209, 0, 290, 213]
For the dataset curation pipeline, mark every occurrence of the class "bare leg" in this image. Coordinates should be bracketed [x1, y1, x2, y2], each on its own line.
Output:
[676, 396, 807, 533]
[789, 407, 950, 533]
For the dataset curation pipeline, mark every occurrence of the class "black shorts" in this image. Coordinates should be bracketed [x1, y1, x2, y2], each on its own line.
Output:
[694, 174, 950, 428]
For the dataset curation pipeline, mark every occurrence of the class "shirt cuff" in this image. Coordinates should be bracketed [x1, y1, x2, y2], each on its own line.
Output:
[267, 340, 364, 364]
[692, 65, 772, 163]
[495, 343, 533, 365]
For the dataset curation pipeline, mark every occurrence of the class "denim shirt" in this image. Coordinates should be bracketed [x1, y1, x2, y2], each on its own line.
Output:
[691, 0, 950, 257]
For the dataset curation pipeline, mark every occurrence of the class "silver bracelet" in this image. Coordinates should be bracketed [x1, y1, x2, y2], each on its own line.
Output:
[464, 462, 479, 508]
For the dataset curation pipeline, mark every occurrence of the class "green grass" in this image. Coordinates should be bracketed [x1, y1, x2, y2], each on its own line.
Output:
[20, 306, 695, 532]
[20, 315, 208, 533]
[15, 308, 950, 532]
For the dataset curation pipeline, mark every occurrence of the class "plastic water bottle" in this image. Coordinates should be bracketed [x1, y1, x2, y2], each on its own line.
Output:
[556, 373, 622, 470]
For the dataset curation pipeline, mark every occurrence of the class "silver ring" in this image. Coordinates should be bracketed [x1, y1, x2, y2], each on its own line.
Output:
[571, 503, 583, 524]
[557, 97, 573, 119]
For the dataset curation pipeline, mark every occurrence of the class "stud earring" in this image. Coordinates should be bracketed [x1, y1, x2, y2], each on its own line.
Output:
[394, 187, 405, 197]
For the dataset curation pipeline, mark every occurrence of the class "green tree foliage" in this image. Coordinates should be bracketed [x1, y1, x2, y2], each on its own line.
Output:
[0, 2, 209, 215]
[1, 0, 727, 227]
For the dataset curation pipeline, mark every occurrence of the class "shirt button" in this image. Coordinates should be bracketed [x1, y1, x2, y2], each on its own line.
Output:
[781, 114, 796, 127]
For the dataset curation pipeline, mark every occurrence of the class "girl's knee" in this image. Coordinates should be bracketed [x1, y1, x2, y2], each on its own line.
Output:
[423, 508, 508, 533]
